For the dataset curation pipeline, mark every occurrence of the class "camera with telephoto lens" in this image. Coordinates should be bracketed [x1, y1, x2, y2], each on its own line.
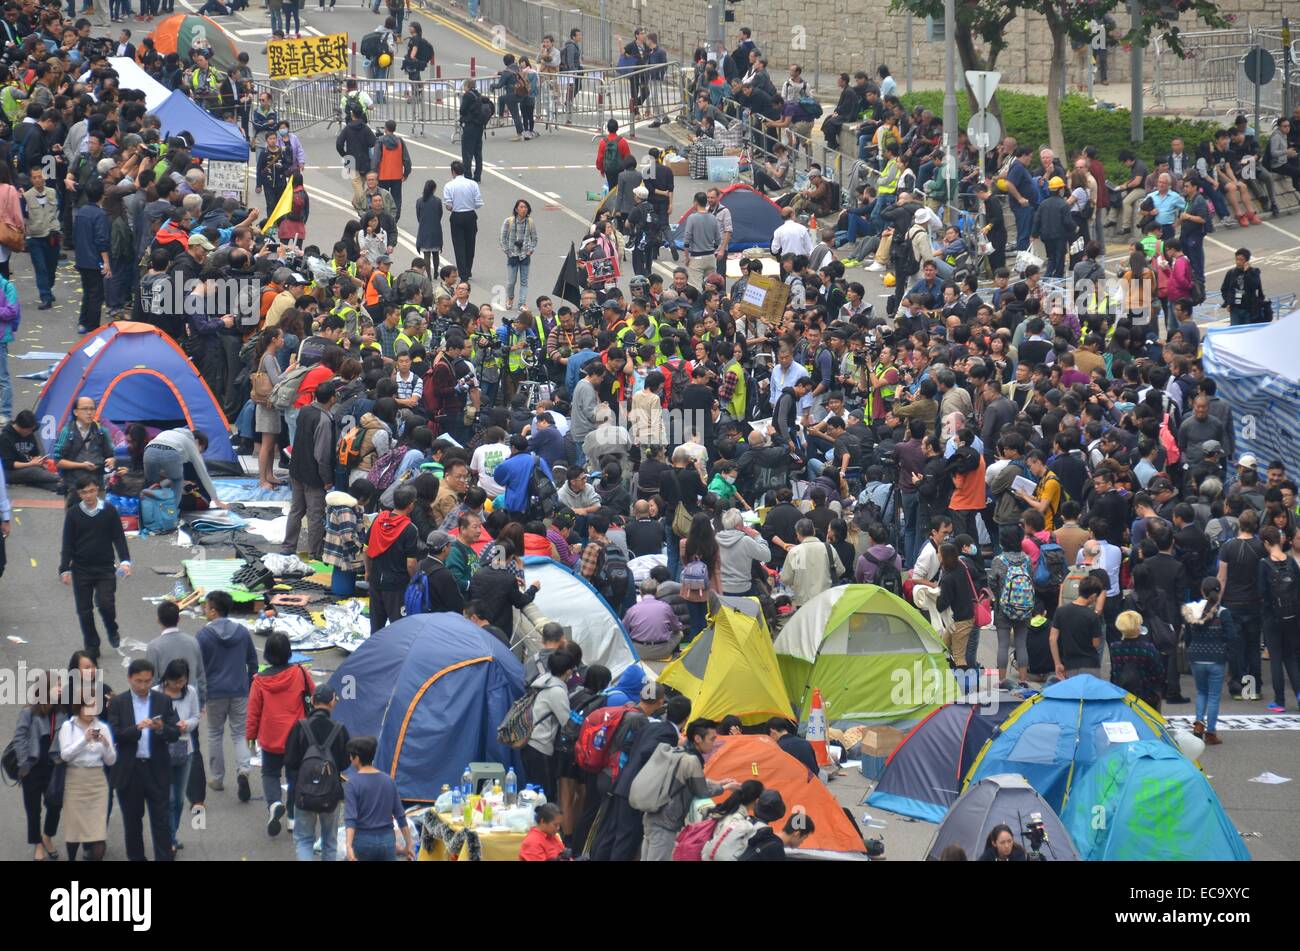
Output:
[1023, 812, 1048, 861]
[471, 330, 500, 353]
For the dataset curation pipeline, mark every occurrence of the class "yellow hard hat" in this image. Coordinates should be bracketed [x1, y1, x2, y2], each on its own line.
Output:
[377, 52, 392, 68]
[996, 178, 1009, 192]
[883, 272, 896, 287]
[1048, 176, 1066, 190]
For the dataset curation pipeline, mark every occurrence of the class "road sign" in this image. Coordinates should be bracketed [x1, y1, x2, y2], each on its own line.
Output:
[965, 70, 1001, 110]
[966, 110, 1002, 150]
[1243, 47, 1276, 86]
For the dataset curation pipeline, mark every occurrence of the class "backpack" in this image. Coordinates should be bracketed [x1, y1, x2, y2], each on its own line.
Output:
[511, 68, 529, 98]
[476, 93, 495, 125]
[998, 554, 1037, 621]
[574, 703, 634, 775]
[368, 445, 409, 494]
[893, 228, 920, 278]
[402, 572, 429, 617]
[1059, 564, 1090, 605]
[337, 427, 368, 470]
[140, 490, 179, 535]
[600, 544, 630, 606]
[293, 720, 345, 813]
[496, 683, 556, 749]
[864, 549, 903, 597]
[797, 95, 824, 120]
[1032, 539, 1068, 591]
[673, 817, 720, 861]
[666, 358, 690, 410]
[1269, 560, 1299, 621]
[628, 743, 684, 812]
[269, 363, 311, 411]
[556, 690, 605, 764]
[359, 29, 383, 59]
[680, 558, 710, 603]
[703, 811, 759, 861]
[342, 90, 368, 123]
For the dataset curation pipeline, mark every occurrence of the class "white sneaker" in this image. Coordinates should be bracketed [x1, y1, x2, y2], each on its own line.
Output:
[866, 261, 885, 272]
[267, 801, 285, 837]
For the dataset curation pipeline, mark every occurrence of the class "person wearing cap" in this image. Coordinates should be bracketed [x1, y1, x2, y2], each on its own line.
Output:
[1030, 175, 1074, 279]
[739, 794, 814, 860]
[413, 530, 464, 615]
[283, 684, 352, 861]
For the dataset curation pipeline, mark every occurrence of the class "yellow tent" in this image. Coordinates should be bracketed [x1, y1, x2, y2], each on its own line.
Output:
[659, 594, 794, 725]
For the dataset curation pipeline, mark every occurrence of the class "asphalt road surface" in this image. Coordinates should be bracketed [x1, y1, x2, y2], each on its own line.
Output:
[1, 3, 1299, 862]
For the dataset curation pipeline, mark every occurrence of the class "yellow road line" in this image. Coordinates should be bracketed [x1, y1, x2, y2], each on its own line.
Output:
[416, 7, 504, 55]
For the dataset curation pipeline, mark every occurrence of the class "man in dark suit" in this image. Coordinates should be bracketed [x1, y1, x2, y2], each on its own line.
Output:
[106, 658, 180, 862]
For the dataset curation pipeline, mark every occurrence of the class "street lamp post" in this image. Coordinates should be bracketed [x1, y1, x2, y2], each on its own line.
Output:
[943, 0, 959, 202]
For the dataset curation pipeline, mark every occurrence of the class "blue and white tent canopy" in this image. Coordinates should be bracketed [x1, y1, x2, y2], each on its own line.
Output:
[1202, 313, 1300, 478]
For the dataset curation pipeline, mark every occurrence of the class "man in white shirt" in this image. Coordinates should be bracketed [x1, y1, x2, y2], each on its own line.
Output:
[779, 518, 844, 607]
[767, 346, 812, 415]
[442, 160, 484, 281]
[771, 206, 814, 257]
[470, 427, 511, 498]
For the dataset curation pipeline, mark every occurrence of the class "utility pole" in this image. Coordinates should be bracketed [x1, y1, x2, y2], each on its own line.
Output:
[1129, 0, 1143, 143]
[906, 16, 914, 94]
[943, 0, 958, 201]
[1284, 17, 1293, 117]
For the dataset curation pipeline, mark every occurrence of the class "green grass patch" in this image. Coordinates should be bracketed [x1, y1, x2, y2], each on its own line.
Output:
[900, 90, 1218, 180]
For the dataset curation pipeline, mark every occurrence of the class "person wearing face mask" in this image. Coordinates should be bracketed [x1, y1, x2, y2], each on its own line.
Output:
[276, 123, 307, 174]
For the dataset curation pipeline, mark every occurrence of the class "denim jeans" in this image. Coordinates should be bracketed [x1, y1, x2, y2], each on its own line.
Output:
[1183, 232, 1205, 285]
[282, 0, 299, 33]
[666, 526, 681, 582]
[169, 757, 191, 844]
[351, 827, 396, 860]
[0, 337, 10, 420]
[206, 696, 250, 783]
[901, 491, 921, 567]
[295, 806, 340, 861]
[29, 238, 58, 304]
[262, 750, 294, 818]
[143, 444, 185, 505]
[468, 0, 479, 14]
[843, 211, 871, 246]
[284, 407, 301, 447]
[1013, 202, 1035, 251]
[236, 399, 257, 440]
[1193, 662, 1226, 732]
[270, 6, 282, 32]
[505, 257, 530, 303]
[686, 601, 707, 641]
[867, 192, 896, 233]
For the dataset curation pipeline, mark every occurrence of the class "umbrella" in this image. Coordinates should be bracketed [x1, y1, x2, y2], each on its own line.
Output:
[148, 14, 239, 72]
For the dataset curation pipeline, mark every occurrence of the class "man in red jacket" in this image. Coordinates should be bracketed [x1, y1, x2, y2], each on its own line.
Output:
[596, 118, 631, 193]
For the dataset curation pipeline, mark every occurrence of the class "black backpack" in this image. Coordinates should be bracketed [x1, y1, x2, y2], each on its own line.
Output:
[600, 544, 631, 606]
[865, 549, 903, 596]
[893, 228, 920, 278]
[1269, 560, 1299, 621]
[360, 30, 383, 59]
[294, 719, 345, 813]
[476, 92, 495, 125]
[666, 358, 690, 410]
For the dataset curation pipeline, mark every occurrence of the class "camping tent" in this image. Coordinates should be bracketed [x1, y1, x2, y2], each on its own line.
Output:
[925, 773, 1079, 861]
[659, 594, 793, 725]
[149, 89, 250, 162]
[866, 701, 1015, 822]
[704, 735, 867, 855]
[1202, 315, 1300, 477]
[34, 322, 234, 462]
[964, 675, 1177, 813]
[672, 184, 785, 250]
[1061, 741, 1250, 861]
[773, 585, 955, 726]
[516, 556, 640, 678]
[109, 57, 170, 111]
[327, 613, 525, 802]
[148, 14, 240, 71]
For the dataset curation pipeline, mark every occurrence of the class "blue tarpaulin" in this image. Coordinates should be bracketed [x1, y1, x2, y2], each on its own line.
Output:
[148, 89, 250, 162]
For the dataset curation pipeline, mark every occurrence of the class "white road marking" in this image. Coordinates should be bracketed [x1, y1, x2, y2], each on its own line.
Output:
[544, 191, 561, 199]
[303, 184, 422, 257]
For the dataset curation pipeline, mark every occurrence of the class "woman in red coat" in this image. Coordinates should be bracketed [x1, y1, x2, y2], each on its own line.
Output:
[246, 631, 314, 837]
[519, 803, 567, 861]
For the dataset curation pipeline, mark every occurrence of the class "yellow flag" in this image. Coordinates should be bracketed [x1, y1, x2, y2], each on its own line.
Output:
[263, 181, 295, 234]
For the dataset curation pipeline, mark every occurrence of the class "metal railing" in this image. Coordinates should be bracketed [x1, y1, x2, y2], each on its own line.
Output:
[1153, 27, 1299, 118]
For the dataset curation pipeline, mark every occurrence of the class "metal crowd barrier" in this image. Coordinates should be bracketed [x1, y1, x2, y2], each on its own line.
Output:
[1151, 28, 1257, 112]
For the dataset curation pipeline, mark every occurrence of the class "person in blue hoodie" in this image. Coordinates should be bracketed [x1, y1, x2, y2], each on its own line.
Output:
[603, 664, 646, 707]
[196, 590, 259, 802]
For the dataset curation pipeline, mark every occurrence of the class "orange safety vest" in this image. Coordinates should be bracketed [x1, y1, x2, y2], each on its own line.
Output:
[377, 141, 404, 182]
[365, 270, 389, 307]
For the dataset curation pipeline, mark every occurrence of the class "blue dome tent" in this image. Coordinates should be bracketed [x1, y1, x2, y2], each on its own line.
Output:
[149, 89, 251, 162]
[963, 675, 1178, 814]
[1062, 741, 1250, 861]
[327, 613, 526, 802]
[34, 322, 234, 462]
[672, 184, 785, 251]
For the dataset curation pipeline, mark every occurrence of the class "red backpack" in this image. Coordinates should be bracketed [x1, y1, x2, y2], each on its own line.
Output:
[672, 817, 720, 861]
[574, 704, 634, 776]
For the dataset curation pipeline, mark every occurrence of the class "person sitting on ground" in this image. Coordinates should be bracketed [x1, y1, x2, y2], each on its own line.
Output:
[621, 578, 685, 661]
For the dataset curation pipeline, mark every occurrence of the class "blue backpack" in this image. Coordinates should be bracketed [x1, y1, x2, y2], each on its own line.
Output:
[402, 573, 429, 618]
[1032, 540, 1068, 591]
[140, 490, 178, 535]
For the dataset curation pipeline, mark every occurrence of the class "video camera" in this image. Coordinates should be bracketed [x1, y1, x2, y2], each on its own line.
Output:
[1022, 812, 1049, 861]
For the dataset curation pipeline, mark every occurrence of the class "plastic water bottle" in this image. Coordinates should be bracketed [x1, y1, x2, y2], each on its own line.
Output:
[173, 581, 186, 601]
[504, 767, 517, 807]
[450, 783, 463, 812]
[460, 766, 473, 798]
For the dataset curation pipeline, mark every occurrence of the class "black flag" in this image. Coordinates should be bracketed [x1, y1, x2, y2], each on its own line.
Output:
[552, 242, 585, 306]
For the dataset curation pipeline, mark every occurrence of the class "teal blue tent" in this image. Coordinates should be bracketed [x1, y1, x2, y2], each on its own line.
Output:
[1061, 741, 1250, 861]
[964, 675, 1177, 813]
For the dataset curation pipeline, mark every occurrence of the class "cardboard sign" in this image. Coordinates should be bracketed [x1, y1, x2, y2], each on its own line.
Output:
[267, 32, 350, 80]
[206, 159, 247, 203]
[581, 256, 620, 286]
[736, 273, 790, 322]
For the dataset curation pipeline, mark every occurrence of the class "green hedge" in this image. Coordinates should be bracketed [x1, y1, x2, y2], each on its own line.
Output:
[900, 90, 1219, 180]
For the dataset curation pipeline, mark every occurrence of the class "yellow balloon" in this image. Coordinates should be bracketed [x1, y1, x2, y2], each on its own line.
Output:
[882, 272, 896, 287]
[377, 52, 392, 67]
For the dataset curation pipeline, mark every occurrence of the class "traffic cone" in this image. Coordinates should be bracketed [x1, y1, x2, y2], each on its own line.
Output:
[808, 214, 818, 233]
[806, 688, 830, 768]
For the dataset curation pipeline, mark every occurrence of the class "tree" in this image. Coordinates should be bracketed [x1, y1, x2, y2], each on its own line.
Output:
[890, 0, 1230, 154]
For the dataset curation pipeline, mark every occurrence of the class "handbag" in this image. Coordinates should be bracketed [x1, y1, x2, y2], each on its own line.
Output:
[965, 564, 993, 629]
[672, 501, 693, 538]
[0, 220, 24, 253]
[299, 665, 314, 718]
[250, 370, 274, 406]
[874, 231, 893, 266]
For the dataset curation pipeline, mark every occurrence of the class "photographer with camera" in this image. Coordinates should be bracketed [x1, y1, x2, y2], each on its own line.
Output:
[498, 309, 539, 407]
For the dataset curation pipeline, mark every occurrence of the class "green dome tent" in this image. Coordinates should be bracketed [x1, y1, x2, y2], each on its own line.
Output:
[773, 585, 956, 726]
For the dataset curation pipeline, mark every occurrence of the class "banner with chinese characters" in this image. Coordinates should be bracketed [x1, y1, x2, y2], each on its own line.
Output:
[267, 32, 350, 80]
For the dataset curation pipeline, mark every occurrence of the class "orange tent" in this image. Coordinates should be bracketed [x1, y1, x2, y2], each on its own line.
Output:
[702, 735, 866, 855]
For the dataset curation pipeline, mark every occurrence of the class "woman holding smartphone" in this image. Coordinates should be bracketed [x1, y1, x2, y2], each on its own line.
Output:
[55, 700, 117, 862]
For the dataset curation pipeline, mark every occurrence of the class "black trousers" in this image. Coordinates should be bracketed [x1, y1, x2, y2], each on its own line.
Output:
[520, 744, 557, 805]
[118, 765, 174, 862]
[369, 587, 406, 633]
[591, 794, 643, 861]
[449, 210, 478, 281]
[22, 764, 61, 845]
[72, 571, 118, 658]
[460, 125, 484, 181]
[380, 179, 403, 221]
[77, 267, 105, 331]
